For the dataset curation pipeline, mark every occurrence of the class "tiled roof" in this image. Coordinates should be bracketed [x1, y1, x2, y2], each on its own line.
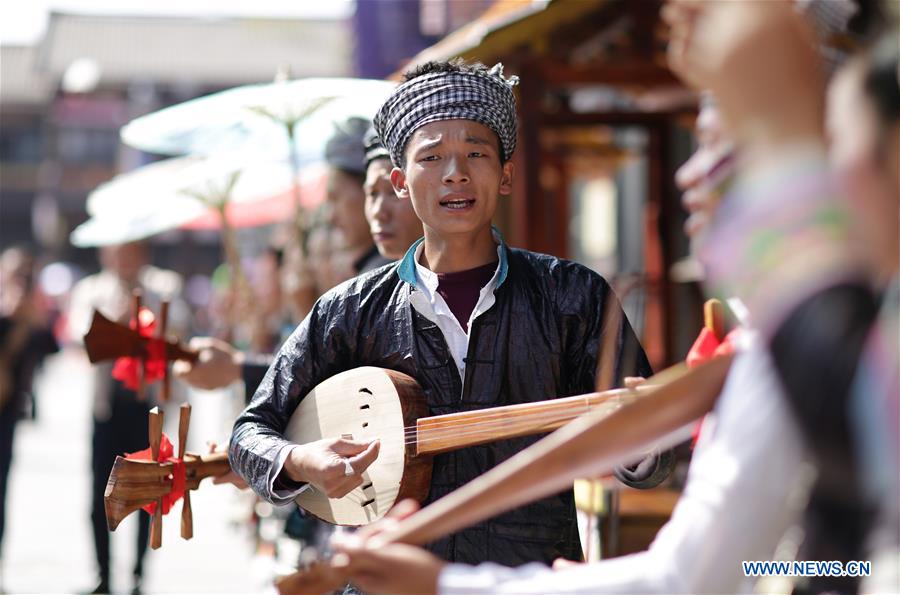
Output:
[36, 12, 351, 88]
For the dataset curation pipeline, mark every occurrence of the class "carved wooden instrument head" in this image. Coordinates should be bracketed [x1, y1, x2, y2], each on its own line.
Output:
[82, 309, 198, 364]
[83, 310, 143, 363]
[104, 455, 173, 531]
[103, 404, 228, 548]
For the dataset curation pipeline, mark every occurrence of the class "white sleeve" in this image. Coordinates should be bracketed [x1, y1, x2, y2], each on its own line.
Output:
[267, 444, 311, 505]
[441, 337, 807, 594]
[439, 561, 628, 594]
[641, 336, 808, 594]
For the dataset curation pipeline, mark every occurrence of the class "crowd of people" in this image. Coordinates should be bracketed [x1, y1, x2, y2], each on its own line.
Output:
[1, 1, 897, 594]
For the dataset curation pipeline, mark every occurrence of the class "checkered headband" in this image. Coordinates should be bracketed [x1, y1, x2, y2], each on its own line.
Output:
[374, 63, 519, 167]
[363, 125, 390, 169]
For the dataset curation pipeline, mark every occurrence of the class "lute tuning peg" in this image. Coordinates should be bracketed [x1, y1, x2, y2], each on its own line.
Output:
[158, 300, 171, 403]
[178, 403, 193, 540]
[148, 407, 164, 549]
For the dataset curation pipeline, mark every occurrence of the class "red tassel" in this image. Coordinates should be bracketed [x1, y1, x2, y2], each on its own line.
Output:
[125, 433, 186, 515]
[111, 308, 168, 390]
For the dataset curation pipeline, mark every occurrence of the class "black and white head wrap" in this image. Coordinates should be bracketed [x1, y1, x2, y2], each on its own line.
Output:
[363, 124, 390, 169]
[374, 62, 519, 167]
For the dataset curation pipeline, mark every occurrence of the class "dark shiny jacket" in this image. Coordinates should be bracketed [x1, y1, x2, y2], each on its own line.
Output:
[230, 246, 664, 566]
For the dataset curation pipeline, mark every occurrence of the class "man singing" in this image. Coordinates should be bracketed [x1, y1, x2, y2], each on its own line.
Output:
[229, 59, 666, 567]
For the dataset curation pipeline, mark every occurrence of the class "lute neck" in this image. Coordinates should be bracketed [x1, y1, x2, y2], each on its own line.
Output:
[414, 385, 653, 456]
[183, 450, 231, 489]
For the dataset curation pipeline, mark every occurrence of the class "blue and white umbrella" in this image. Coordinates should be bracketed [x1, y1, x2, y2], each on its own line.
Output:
[120, 77, 397, 164]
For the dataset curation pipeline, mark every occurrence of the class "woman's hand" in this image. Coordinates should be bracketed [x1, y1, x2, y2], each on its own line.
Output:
[664, 0, 825, 157]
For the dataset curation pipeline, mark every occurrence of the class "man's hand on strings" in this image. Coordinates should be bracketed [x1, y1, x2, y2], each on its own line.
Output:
[173, 337, 243, 390]
[347, 498, 420, 545]
[552, 557, 582, 569]
[330, 534, 445, 595]
[283, 437, 380, 498]
[326, 500, 439, 594]
[624, 376, 646, 390]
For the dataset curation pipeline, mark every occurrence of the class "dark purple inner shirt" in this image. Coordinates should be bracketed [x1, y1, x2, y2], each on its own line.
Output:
[435, 261, 498, 333]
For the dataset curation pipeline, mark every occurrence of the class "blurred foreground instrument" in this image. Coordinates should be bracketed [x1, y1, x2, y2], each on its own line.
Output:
[276, 354, 733, 594]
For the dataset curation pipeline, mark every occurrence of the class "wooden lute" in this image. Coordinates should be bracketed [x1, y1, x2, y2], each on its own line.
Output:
[104, 367, 651, 534]
[284, 366, 658, 527]
[276, 354, 733, 594]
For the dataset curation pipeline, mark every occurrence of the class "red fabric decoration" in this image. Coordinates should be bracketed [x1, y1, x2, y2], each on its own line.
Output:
[686, 328, 740, 446]
[111, 308, 168, 390]
[686, 327, 720, 369]
[686, 327, 739, 369]
[125, 433, 186, 515]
